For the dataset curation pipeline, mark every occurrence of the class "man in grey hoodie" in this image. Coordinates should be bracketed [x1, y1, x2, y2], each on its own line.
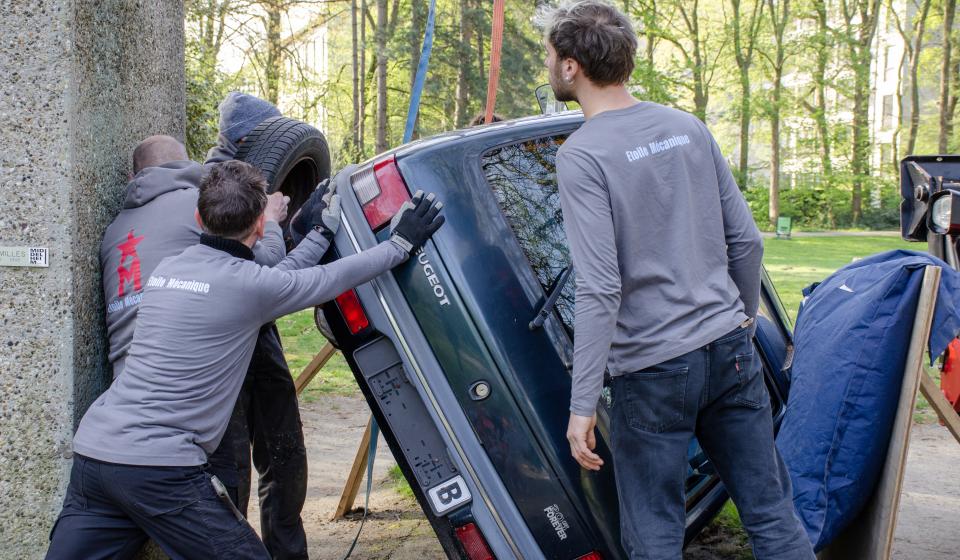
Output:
[47, 160, 444, 559]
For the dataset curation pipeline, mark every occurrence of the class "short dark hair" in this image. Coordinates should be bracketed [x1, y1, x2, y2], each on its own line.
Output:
[538, 1, 637, 86]
[469, 112, 504, 127]
[198, 161, 268, 239]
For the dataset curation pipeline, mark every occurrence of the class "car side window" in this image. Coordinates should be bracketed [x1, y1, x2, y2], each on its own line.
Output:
[482, 135, 575, 334]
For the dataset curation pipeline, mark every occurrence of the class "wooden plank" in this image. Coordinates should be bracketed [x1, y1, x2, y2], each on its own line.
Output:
[820, 266, 941, 560]
[919, 370, 960, 446]
[332, 415, 374, 520]
[294, 342, 337, 395]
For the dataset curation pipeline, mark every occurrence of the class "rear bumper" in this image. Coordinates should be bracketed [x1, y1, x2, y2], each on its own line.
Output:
[330, 192, 546, 560]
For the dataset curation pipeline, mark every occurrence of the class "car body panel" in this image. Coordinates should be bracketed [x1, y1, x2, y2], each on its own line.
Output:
[322, 113, 796, 559]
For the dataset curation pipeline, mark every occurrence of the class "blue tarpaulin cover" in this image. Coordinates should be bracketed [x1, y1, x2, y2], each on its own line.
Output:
[775, 250, 960, 551]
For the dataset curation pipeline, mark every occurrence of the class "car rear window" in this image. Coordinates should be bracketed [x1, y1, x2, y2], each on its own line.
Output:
[482, 136, 575, 333]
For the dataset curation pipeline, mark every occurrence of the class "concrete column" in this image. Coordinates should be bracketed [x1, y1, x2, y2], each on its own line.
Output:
[0, 1, 184, 555]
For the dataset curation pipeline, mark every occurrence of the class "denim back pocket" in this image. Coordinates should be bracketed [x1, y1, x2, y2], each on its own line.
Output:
[622, 368, 688, 433]
[734, 352, 766, 410]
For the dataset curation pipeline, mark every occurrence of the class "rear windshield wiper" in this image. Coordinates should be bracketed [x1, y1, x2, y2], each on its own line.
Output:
[529, 265, 574, 331]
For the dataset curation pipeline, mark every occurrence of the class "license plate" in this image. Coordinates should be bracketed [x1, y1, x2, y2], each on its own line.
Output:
[427, 475, 471, 515]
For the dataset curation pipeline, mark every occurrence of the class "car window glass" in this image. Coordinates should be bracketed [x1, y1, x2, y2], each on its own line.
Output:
[482, 136, 575, 333]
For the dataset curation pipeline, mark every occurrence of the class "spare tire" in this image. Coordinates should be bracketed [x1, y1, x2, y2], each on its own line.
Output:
[235, 116, 331, 234]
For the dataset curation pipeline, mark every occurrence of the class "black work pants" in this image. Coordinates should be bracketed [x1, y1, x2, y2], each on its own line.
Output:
[46, 455, 269, 560]
[209, 323, 309, 560]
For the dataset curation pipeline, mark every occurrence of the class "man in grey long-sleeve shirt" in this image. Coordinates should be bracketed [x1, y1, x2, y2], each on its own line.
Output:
[47, 161, 444, 559]
[540, 2, 813, 559]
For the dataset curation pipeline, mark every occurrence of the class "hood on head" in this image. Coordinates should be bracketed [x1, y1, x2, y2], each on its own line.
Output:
[218, 92, 282, 144]
[123, 160, 203, 209]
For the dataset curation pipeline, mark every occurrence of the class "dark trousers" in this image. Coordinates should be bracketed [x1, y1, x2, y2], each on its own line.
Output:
[208, 323, 309, 560]
[46, 455, 269, 560]
[609, 325, 814, 560]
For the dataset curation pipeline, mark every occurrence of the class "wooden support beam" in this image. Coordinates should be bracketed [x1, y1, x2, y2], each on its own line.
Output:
[918, 370, 960, 446]
[332, 415, 374, 520]
[294, 342, 337, 395]
[820, 266, 941, 560]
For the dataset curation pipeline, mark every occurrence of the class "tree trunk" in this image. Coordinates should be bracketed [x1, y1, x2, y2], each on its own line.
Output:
[263, 1, 282, 106]
[351, 0, 360, 154]
[376, 0, 388, 153]
[359, 0, 367, 156]
[454, 0, 474, 127]
[907, 0, 932, 155]
[812, 0, 833, 178]
[731, 0, 763, 188]
[846, 0, 882, 225]
[940, 0, 957, 153]
[767, 0, 789, 226]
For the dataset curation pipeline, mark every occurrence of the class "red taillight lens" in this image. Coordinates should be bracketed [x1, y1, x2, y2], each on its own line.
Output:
[575, 552, 604, 560]
[335, 289, 369, 335]
[454, 523, 494, 560]
[350, 155, 411, 231]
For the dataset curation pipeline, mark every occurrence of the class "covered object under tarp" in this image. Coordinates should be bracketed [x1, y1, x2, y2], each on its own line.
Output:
[775, 250, 960, 551]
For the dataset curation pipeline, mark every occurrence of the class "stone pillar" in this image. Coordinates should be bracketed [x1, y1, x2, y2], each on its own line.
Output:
[0, 1, 184, 555]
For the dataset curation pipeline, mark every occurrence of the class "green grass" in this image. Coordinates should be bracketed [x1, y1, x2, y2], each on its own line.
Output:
[387, 464, 415, 499]
[763, 236, 915, 323]
[275, 309, 359, 401]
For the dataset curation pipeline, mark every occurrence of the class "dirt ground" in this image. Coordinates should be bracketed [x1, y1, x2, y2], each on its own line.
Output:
[247, 395, 960, 560]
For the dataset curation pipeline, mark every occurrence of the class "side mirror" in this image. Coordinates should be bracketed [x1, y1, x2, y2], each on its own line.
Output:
[535, 84, 567, 115]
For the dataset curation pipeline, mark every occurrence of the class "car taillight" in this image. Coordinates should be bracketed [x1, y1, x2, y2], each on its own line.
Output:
[575, 552, 604, 560]
[454, 523, 494, 560]
[335, 289, 369, 335]
[350, 155, 411, 231]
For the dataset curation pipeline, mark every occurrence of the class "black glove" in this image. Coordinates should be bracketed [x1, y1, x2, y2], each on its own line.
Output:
[290, 179, 332, 243]
[389, 190, 445, 255]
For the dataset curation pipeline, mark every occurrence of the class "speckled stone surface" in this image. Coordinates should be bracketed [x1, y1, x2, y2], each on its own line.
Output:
[0, 1, 184, 556]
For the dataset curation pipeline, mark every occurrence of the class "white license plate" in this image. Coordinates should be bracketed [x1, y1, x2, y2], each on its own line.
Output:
[427, 475, 471, 514]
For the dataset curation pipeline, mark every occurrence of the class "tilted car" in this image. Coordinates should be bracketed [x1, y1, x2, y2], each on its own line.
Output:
[316, 111, 796, 560]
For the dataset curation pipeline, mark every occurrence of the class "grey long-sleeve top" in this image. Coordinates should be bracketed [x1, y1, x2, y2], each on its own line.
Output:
[557, 102, 763, 416]
[74, 235, 407, 466]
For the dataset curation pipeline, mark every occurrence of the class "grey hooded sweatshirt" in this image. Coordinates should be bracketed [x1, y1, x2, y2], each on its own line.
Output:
[74, 236, 407, 466]
[101, 160, 286, 377]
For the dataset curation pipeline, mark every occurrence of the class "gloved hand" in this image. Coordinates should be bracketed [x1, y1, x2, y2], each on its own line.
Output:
[389, 190, 445, 255]
[290, 179, 335, 243]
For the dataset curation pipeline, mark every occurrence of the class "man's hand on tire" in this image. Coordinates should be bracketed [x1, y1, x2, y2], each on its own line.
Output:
[264, 192, 290, 224]
[389, 190, 445, 255]
[290, 179, 336, 244]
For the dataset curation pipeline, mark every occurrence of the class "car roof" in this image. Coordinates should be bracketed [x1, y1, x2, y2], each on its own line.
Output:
[364, 110, 586, 164]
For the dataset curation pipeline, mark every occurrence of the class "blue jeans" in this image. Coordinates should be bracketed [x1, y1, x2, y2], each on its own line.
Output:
[609, 326, 814, 560]
[46, 455, 269, 560]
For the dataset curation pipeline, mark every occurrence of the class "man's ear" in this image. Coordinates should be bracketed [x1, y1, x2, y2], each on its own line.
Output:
[255, 213, 266, 239]
[563, 57, 580, 81]
[195, 209, 204, 230]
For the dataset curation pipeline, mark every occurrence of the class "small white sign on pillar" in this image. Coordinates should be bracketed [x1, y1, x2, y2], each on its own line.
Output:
[0, 246, 49, 267]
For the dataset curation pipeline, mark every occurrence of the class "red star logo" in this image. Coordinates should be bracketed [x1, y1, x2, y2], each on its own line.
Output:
[117, 230, 145, 297]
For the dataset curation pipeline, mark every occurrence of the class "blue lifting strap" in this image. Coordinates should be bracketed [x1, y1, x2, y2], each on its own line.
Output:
[342, 419, 381, 559]
[402, 0, 437, 144]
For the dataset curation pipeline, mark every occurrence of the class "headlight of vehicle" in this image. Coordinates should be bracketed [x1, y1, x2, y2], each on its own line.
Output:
[930, 191, 960, 235]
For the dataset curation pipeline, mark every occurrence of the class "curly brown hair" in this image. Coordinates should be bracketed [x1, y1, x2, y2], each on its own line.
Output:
[537, 1, 637, 86]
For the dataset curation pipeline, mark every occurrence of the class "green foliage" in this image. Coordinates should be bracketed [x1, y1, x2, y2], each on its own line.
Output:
[185, 47, 232, 161]
[746, 174, 901, 231]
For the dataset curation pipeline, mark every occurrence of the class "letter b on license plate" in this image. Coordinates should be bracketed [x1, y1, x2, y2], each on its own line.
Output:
[427, 475, 471, 515]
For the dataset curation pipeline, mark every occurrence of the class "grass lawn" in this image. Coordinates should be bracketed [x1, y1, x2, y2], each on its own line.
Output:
[763, 235, 915, 324]
[274, 308, 359, 401]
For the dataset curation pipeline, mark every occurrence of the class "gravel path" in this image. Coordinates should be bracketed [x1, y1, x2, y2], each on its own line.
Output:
[262, 396, 960, 560]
